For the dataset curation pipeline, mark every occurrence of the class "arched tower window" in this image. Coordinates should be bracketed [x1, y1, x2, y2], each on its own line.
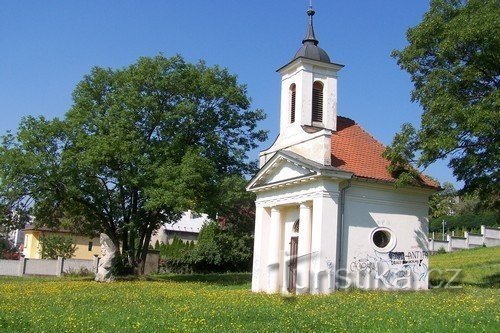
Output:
[312, 81, 324, 123]
[290, 84, 296, 123]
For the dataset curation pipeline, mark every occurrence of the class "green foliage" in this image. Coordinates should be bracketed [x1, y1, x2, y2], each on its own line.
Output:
[111, 254, 135, 276]
[436, 246, 447, 254]
[0, 235, 19, 260]
[386, 0, 500, 208]
[429, 181, 498, 233]
[430, 246, 500, 287]
[188, 221, 253, 273]
[430, 210, 499, 232]
[0, 54, 267, 274]
[159, 235, 191, 259]
[160, 220, 253, 274]
[38, 235, 77, 259]
[429, 182, 458, 218]
[63, 266, 94, 277]
[158, 235, 194, 273]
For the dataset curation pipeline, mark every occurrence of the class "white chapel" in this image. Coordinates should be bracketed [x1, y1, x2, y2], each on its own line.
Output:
[246, 6, 438, 294]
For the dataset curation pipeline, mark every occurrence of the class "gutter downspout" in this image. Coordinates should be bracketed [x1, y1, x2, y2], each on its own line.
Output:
[337, 180, 351, 273]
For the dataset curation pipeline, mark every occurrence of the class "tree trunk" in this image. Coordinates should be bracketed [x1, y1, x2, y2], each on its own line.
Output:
[127, 230, 136, 268]
[138, 220, 156, 275]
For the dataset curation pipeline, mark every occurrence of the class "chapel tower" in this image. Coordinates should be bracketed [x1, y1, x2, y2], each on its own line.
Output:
[260, 6, 344, 167]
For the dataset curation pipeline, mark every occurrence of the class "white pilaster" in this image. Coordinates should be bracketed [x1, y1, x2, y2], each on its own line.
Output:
[310, 191, 340, 294]
[251, 205, 264, 292]
[267, 207, 282, 293]
[297, 202, 312, 294]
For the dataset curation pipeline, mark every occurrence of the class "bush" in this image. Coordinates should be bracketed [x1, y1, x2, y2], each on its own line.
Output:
[437, 247, 447, 254]
[64, 266, 94, 277]
[188, 221, 253, 273]
[0, 236, 20, 260]
[158, 221, 253, 274]
[38, 235, 77, 259]
[111, 254, 135, 276]
[430, 211, 499, 234]
[158, 235, 194, 273]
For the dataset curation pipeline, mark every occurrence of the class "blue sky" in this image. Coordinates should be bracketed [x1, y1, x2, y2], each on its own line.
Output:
[0, 1, 461, 188]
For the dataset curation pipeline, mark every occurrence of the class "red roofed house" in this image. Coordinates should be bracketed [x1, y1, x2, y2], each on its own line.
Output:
[246, 6, 438, 294]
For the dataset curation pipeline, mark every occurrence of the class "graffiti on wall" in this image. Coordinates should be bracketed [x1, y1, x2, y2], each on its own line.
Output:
[349, 250, 428, 288]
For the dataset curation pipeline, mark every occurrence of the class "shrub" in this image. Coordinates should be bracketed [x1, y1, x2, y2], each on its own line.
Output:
[64, 266, 94, 277]
[437, 247, 447, 254]
[188, 221, 253, 273]
[158, 221, 253, 273]
[38, 235, 77, 259]
[111, 254, 135, 276]
[0, 236, 20, 259]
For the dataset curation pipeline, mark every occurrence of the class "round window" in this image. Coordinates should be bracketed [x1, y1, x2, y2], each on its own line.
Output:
[370, 228, 396, 252]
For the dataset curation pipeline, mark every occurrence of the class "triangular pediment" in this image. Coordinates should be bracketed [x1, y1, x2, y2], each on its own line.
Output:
[246, 151, 318, 191]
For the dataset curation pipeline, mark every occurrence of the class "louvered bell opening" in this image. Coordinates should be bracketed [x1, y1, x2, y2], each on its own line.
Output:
[290, 84, 296, 123]
[312, 81, 323, 124]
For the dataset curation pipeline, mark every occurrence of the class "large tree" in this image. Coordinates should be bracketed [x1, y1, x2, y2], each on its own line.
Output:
[385, 0, 499, 209]
[0, 55, 267, 273]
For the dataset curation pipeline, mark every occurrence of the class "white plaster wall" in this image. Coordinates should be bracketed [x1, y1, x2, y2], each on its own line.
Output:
[484, 227, 500, 239]
[0, 260, 19, 276]
[64, 259, 94, 274]
[251, 206, 270, 292]
[24, 259, 58, 276]
[432, 240, 449, 252]
[468, 234, 483, 246]
[341, 183, 430, 290]
[287, 134, 332, 166]
[267, 163, 311, 184]
[484, 237, 500, 247]
[259, 129, 332, 167]
[450, 237, 467, 249]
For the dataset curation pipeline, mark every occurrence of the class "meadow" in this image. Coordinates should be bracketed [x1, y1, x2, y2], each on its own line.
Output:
[0, 247, 498, 332]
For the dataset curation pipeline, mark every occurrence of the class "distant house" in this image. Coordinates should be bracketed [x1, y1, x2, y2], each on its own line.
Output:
[151, 210, 209, 245]
[8, 229, 24, 248]
[22, 225, 101, 260]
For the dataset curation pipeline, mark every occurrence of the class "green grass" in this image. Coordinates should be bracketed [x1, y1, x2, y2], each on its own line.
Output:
[429, 246, 500, 287]
[0, 248, 499, 332]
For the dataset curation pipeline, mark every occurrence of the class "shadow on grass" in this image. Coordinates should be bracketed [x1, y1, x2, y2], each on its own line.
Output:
[481, 272, 500, 288]
[429, 271, 500, 289]
[143, 272, 252, 287]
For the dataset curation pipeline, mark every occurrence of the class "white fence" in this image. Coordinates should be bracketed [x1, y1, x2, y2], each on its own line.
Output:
[0, 256, 98, 277]
[0, 251, 160, 277]
[429, 225, 500, 253]
[0, 260, 20, 276]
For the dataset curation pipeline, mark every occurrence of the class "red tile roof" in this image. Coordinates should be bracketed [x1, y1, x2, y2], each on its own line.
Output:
[331, 116, 438, 188]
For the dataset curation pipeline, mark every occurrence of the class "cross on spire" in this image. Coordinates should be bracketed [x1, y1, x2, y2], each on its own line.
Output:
[303, 1, 319, 46]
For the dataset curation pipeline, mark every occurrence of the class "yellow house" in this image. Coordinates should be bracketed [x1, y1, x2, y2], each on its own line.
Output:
[22, 226, 101, 260]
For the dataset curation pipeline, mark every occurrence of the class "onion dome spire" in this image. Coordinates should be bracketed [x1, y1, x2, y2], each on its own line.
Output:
[293, 3, 331, 63]
[303, 5, 319, 46]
